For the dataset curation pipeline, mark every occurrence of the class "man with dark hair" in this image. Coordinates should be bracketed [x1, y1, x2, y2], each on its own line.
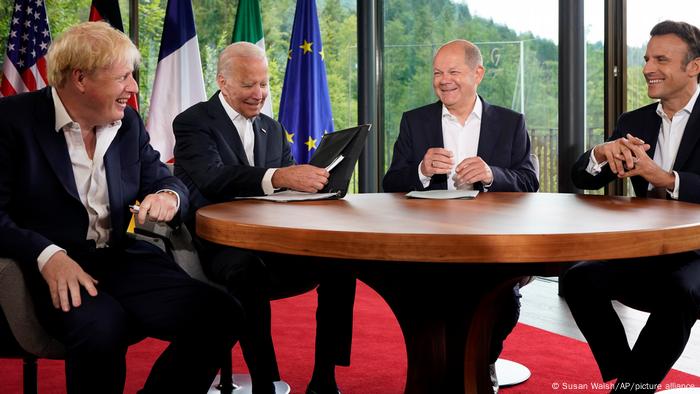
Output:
[564, 20, 700, 393]
[650, 20, 700, 83]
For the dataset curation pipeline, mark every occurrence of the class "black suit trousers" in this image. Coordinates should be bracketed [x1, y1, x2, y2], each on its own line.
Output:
[562, 253, 700, 392]
[29, 241, 241, 394]
[198, 240, 356, 386]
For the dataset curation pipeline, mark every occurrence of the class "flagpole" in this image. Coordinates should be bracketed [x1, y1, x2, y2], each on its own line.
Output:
[129, 0, 138, 49]
[357, 0, 381, 192]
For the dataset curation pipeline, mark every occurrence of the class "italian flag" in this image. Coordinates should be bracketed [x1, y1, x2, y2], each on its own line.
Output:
[232, 0, 273, 117]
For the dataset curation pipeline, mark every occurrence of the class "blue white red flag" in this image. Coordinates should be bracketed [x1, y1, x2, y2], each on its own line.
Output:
[147, 0, 206, 163]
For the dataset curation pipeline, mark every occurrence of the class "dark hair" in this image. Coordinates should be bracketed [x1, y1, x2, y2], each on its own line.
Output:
[650, 20, 700, 82]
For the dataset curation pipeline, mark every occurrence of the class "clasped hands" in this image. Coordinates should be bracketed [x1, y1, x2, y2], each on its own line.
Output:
[42, 192, 179, 312]
[593, 133, 675, 189]
[420, 147, 493, 187]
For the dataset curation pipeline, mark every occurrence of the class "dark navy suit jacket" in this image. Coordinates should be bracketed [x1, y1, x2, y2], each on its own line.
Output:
[572, 99, 700, 203]
[383, 99, 539, 192]
[0, 88, 188, 270]
[173, 93, 295, 228]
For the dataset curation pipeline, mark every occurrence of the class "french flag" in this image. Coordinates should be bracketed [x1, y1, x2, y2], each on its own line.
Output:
[147, 0, 206, 163]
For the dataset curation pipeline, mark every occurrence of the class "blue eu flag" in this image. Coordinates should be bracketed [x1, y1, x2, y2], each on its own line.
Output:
[278, 0, 334, 164]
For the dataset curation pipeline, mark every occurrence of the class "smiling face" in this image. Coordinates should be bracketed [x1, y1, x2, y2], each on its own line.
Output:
[79, 61, 138, 125]
[218, 55, 269, 119]
[643, 33, 699, 106]
[432, 43, 484, 114]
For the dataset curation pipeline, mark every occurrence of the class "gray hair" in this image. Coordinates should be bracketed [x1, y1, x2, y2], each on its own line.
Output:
[217, 41, 267, 79]
[436, 39, 483, 69]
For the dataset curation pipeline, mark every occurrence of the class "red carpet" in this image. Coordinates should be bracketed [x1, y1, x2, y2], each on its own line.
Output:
[1, 282, 698, 393]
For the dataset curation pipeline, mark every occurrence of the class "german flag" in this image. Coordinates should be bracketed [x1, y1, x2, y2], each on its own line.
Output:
[89, 0, 138, 110]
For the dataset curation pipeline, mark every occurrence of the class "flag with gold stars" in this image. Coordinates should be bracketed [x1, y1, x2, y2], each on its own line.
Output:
[278, 0, 333, 164]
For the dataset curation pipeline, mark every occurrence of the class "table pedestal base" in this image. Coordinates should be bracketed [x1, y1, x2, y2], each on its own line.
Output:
[495, 358, 531, 386]
[359, 263, 527, 394]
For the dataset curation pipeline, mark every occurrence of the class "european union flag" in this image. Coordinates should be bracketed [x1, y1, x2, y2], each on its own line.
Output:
[278, 0, 334, 164]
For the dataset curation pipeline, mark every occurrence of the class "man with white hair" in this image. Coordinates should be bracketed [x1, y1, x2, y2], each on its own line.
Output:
[174, 42, 355, 394]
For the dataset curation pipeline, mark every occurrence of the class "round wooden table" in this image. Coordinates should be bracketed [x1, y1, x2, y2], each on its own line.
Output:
[196, 192, 700, 394]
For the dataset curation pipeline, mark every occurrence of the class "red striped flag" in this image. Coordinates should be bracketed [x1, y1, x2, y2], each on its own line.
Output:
[89, 0, 138, 110]
[89, 0, 124, 31]
[0, 0, 51, 97]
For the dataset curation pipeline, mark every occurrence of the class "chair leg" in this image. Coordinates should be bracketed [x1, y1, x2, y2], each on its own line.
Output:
[217, 351, 234, 394]
[23, 356, 38, 394]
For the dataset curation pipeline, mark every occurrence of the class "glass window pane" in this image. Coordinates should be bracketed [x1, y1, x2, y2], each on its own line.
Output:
[626, 1, 700, 110]
[120, 0, 129, 34]
[383, 0, 559, 191]
[137, 0, 165, 120]
[46, 0, 91, 35]
[584, 0, 604, 195]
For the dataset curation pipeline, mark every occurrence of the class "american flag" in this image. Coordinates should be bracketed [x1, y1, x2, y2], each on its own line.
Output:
[0, 0, 51, 97]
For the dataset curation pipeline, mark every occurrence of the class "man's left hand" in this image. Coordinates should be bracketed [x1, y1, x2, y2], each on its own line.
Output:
[618, 137, 675, 189]
[454, 156, 493, 188]
[133, 192, 179, 224]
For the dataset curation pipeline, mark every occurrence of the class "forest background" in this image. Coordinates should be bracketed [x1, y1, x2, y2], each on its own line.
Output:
[0, 0, 654, 192]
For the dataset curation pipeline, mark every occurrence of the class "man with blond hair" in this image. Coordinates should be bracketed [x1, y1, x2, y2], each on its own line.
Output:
[0, 21, 241, 393]
[174, 41, 355, 394]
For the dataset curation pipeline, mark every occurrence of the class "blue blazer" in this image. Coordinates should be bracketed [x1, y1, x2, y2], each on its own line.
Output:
[572, 99, 700, 203]
[0, 88, 188, 269]
[173, 93, 295, 226]
[383, 99, 539, 192]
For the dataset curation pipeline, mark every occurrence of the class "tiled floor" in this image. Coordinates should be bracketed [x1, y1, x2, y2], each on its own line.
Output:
[520, 277, 700, 377]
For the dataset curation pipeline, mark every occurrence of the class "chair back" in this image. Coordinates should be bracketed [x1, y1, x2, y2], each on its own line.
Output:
[0, 258, 65, 359]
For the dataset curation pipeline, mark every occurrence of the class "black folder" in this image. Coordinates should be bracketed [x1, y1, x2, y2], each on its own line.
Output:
[309, 124, 371, 198]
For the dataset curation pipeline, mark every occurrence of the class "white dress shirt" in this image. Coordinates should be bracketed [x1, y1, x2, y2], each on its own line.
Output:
[586, 84, 700, 199]
[37, 88, 121, 271]
[38, 88, 181, 271]
[419, 97, 483, 190]
[218, 93, 276, 195]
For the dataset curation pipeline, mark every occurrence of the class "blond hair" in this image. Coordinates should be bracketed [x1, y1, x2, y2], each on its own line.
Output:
[47, 21, 140, 88]
[217, 41, 267, 80]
